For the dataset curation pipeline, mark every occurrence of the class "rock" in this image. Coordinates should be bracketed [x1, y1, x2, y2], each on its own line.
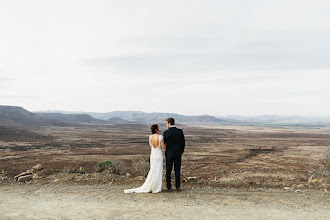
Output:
[211, 176, 218, 182]
[18, 174, 33, 182]
[187, 177, 197, 181]
[26, 169, 36, 174]
[283, 187, 290, 190]
[33, 173, 42, 179]
[308, 174, 314, 183]
[0, 175, 8, 181]
[295, 190, 302, 193]
[324, 188, 328, 192]
[126, 173, 131, 177]
[14, 164, 44, 182]
[311, 179, 321, 183]
[134, 176, 144, 180]
[32, 164, 43, 171]
[297, 184, 305, 189]
[14, 171, 33, 181]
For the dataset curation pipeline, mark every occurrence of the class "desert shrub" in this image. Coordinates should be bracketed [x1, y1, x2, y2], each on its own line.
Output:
[97, 160, 116, 172]
[68, 167, 85, 174]
[106, 156, 150, 176]
[131, 156, 149, 176]
[78, 167, 85, 174]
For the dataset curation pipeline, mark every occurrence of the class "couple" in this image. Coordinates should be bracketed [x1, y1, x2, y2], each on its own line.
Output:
[124, 118, 185, 193]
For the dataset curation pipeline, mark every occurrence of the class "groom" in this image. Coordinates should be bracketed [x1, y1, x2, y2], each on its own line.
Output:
[163, 118, 185, 192]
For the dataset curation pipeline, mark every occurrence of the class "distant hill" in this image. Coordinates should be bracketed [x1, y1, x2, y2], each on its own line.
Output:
[0, 105, 70, 127]
[88, 111, 226, 124]
[220, 115, 305, 123]
[0, 116, 28, 128]
[107, 117, 140, 124]
[36, 113, 109, 125]
[216, 115, 330, 127]
[36, 110, 226, 124]
[35, 113, 140, 125]
[0, 125, 52, 142]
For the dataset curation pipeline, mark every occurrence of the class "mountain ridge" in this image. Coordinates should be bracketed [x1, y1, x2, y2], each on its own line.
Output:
[36, 113, 108, 125]
[34, 109, 226, 124]
[0, 105, 70, 127]
[4, 105, 329, 127]
[84, 111, 225, 124]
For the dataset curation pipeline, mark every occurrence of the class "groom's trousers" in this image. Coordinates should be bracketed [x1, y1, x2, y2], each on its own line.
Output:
[166, 155, 181, 189]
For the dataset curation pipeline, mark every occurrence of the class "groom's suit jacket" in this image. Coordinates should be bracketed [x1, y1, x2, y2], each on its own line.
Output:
[163, 126, 185, 157]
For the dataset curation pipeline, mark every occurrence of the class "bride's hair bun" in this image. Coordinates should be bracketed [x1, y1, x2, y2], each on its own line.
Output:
[151, 124, 158, 134]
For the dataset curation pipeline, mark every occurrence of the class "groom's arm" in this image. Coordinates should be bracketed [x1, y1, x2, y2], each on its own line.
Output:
[180, 130, 185, 154]
[163, 130, 168, 144]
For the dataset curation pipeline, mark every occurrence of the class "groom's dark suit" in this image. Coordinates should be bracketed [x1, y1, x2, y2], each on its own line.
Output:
[163, 126, 185, 189]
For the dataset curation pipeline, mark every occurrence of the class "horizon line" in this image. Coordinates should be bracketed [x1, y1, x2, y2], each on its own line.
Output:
[1, 105, 330, 118]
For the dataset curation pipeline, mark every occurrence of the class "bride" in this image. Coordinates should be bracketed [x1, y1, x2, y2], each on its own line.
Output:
[124, 124, 165, 193]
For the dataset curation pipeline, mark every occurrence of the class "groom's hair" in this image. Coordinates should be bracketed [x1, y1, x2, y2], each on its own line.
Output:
[166, 118, 175, 125]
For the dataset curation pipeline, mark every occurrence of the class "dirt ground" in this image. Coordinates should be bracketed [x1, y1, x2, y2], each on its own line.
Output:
[1, 124, 330, 189]
[0, 181, 329, 220]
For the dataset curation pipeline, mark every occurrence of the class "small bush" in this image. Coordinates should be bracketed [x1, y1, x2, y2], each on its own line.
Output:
[78, 167, 85, 174]
[97, 160, 116, 172]
[68, 167, 85, 174]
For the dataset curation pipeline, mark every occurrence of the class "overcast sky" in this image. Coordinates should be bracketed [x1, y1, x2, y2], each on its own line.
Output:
[1, 0, 330, 116]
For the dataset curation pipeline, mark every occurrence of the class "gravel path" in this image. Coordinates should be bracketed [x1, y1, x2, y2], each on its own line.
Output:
[0, 183, 329, 220]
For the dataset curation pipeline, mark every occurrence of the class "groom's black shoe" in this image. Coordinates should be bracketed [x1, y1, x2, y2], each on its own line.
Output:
[176, 188, 182, 192]
[166, 188, 174, 192]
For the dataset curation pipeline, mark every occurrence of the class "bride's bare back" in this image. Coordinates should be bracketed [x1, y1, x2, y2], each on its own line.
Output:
[149, 134, 166, 149]
[149, 134, 160, 148]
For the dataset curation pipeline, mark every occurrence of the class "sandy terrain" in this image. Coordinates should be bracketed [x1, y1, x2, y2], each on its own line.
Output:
[0, 182, 329, 220]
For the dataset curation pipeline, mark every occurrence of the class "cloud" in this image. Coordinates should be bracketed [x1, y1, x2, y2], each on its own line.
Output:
[0, 78, 15, 82]
[81, 25, 330, 76]
[0, 95, 38, 99]
[1, 1, 330, 115]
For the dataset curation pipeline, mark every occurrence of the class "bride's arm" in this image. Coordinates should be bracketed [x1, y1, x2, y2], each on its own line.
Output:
[161, 138, 166, 150]
[149, 135, 152, 146]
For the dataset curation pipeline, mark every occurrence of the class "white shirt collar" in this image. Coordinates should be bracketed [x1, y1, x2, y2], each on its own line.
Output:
[169, 125, 176, 128]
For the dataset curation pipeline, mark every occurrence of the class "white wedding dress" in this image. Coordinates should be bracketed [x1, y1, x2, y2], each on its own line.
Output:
[124, 135, 163, 193]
